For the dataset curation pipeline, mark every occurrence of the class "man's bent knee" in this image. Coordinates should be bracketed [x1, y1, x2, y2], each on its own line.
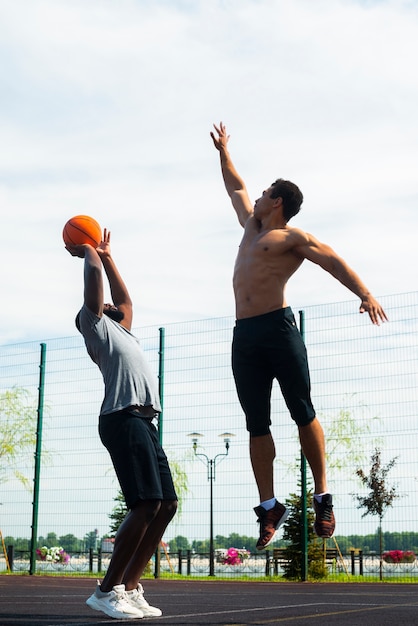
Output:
[248, 426, 272, 438]
[293, 413, 316, 428]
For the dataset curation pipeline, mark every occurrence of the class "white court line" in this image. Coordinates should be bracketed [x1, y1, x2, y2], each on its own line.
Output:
[155, 601, 384, 620]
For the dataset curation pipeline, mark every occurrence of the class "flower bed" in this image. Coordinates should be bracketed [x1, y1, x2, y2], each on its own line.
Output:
[215, 547, 250, 565]
[36, 546, 70, 564]
[382, 550, 416, 564]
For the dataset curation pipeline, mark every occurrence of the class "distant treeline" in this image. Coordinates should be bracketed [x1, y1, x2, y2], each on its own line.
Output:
[5, 530, 418, 556]
[164, 531, 418, 555]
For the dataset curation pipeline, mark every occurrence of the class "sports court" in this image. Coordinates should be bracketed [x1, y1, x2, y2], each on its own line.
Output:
[1, 576, 417, 625]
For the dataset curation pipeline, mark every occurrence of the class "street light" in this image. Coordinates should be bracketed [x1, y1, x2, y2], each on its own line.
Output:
[188, 432, 235, 576]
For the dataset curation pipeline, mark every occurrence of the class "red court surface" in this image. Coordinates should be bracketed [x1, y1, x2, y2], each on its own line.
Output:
[0, 576, 417, 625]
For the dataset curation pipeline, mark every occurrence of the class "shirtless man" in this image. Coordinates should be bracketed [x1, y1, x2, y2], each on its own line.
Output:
[211, 121, 387, 549]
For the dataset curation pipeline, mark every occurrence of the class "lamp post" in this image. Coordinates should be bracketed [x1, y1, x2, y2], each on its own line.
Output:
[188, 432, 235, 576]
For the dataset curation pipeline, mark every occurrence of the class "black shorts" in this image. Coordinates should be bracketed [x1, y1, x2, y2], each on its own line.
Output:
[232, 307, 315, 436]
[99, 410, 177, 509]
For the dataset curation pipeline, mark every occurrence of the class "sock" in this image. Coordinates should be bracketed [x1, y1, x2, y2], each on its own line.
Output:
[314, 492, 327, 503]
[260, 497, 276, 510]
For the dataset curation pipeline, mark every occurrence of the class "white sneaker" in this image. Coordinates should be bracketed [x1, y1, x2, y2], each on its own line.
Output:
[126, 583, 162, 617]
[86, 582, 144, 619]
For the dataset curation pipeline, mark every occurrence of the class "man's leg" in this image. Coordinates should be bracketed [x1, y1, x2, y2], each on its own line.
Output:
[100, 499, 162, 592]
[298, 417, 327, 494]
[122, 500, 177, 618]
[298, 417, 335, 538]
[123, 500, 177, 589]
[249, 433, 275, 502]
[86, 500, 176, 620]
[250, 432, 288, 550]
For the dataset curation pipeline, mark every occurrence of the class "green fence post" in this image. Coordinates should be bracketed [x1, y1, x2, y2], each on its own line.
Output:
[298, 311, 308, 582]
[154, 328, 165, 578]
[158, 327, 165, 445]
[29, 342, 47, 575]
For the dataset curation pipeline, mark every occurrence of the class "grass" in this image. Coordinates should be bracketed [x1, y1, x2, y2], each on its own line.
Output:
[1, 571, 417, 583]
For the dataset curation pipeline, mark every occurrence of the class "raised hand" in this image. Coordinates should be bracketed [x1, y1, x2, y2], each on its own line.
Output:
[96, 228, 111, 258]
[210, 121, 230, 151]
[65, 242, 91, 258]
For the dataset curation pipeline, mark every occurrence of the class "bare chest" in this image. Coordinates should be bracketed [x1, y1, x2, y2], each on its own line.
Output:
[237, 230, 289, 263]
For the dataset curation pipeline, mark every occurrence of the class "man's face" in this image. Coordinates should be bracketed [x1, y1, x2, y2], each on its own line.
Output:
[103, 304, 124, 323]
[254, 185, 275, 219]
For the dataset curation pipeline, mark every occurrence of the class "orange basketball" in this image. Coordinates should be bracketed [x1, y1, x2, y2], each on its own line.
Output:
[63, 215, 102, 248]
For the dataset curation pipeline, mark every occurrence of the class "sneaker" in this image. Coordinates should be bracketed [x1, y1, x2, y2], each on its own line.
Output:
[86, 582, 144, 619]
[313, 493, 336, 538]
[127, 583, 162, 617]
[254, 500, 289, 550]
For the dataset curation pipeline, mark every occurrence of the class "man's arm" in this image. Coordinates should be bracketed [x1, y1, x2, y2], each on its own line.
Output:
[66, 242, 104, 317]
[83, 246, 105, 317]
[66, 229, 133, 330]
[210, 122, 253, 227]
[294, 232, 388, 325]
[96, 229, 133, 331]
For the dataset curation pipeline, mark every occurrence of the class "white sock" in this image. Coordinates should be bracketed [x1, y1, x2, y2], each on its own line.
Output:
[314, 492, 327, 503]
[260, 497, 276, 510]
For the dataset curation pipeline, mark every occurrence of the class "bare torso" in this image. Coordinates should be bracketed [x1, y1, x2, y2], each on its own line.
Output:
[233, 217, 305, 319]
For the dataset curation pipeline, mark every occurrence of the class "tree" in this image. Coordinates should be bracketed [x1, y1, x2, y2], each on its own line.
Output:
[226, 533, 257, 553]
[108, 491, 127, 536]
[3, 536, 30, 551]
[281, 490, 328, 580]
[59, 534, 83, 553]
[322, 397, 382, 475]
[353, 448, 399, 580]
[169, 535, 190, 552]
[191, 539, 207, 552]
[84, 530, 99, 550]
[0, 388, 38, 489]
[37, 532, 58, 548]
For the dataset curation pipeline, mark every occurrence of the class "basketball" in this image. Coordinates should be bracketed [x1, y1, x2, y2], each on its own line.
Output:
[63, 215, 102, 248]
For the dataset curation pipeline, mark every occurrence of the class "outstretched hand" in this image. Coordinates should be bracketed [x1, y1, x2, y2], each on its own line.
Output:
[96, 228, 111, 258]
[359, 295, 388, 325]
[210, 121, 230, 151]
[65, 243, 91, 258]
[65, 228, 111, 259]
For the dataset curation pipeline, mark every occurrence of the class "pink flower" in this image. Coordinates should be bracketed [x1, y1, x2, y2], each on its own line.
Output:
[221, 547, 250, 565]
[59, 549, 70, 564]
[225, 548, 241, 565]
[383, 550, 416, 564]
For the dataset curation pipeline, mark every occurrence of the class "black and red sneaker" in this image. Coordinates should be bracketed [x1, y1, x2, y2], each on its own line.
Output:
[254, 500, 289, 550]
[313, 494, 335, 538]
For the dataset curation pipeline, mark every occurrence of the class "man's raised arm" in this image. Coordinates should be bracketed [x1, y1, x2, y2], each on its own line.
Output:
[210, 122, 253, 227]
[294, 232, 388, 326]
[97, 229, 133, 331]
[66, 242, 104, 317]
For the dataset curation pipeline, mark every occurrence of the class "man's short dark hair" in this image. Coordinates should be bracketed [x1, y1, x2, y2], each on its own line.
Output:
[270, 178, 303, 222]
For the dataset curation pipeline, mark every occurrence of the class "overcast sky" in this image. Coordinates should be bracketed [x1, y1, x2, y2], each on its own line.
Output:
[1, 0, 417, 344]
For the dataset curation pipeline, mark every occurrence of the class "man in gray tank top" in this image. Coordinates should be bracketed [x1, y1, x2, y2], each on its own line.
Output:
[67, 228, 177, 620]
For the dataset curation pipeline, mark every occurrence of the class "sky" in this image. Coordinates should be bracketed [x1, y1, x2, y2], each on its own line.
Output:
[1, 0, 418, 346]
